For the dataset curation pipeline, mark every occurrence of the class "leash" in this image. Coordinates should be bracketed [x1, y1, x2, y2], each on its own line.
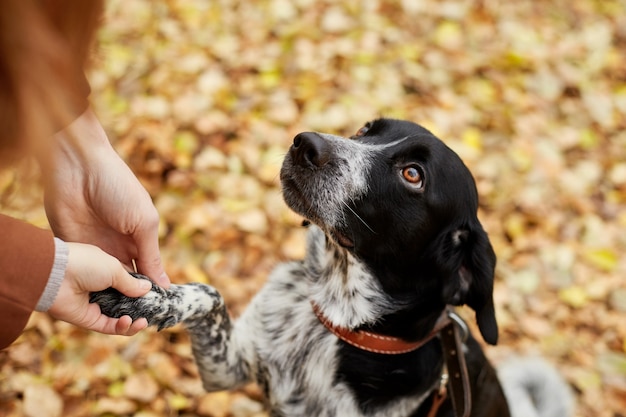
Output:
[311, 303, 471, 417]
[427, 363, 449, 417]
[432, 310, 471, 417]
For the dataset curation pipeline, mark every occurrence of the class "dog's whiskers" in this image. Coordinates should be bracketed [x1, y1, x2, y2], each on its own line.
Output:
[342, 202, 376, 234]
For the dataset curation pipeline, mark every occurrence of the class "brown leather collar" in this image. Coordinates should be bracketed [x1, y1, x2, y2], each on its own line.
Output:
[311, 302, 452, 354]
[311, 302, 472, 417]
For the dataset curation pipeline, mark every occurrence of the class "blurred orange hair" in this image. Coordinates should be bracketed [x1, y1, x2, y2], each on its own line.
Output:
[0, 0, 103, 167]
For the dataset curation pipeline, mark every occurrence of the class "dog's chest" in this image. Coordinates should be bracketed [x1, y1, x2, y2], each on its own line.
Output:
[238, 262, 429, 417]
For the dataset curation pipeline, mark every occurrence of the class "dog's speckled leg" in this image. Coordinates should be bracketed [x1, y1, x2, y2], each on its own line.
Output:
[90, 273, 251, 391]
[186, 306, 254, 391]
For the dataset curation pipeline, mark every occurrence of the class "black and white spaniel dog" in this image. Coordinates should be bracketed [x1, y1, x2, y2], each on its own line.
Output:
[92, 118, 572, 417]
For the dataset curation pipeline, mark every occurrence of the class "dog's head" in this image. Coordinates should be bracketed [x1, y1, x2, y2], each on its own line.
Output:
[280, 118, 498, 345]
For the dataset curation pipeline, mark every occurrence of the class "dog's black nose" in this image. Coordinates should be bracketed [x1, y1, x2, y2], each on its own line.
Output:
[290, 132, 331, 167]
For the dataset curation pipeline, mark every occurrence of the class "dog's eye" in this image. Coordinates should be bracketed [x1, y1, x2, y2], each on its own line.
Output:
[402, 166, 424, 188]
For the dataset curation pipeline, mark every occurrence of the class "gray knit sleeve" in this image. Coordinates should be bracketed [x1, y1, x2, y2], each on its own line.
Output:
[35, 237, 68, 312]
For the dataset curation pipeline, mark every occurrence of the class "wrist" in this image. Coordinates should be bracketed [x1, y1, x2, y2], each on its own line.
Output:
[37, 108, 113, 174]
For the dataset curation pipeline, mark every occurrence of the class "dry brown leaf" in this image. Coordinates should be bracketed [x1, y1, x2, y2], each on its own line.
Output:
[124, 372, 160, 403]
[197, 391, 232, 417]
[23, 384, 63, 417]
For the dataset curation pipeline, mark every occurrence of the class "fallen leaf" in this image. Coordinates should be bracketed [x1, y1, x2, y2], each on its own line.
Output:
[124, 372, 160, 403]
[197, 391, 231, 417]
[582, 248, 618, 272]
[94, 397, 138, 415]
[559, 286, 590, 309]
[23, 384, 63, 417]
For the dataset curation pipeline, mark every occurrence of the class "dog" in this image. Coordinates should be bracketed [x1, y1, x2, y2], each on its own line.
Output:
[92, 118, 572, 417]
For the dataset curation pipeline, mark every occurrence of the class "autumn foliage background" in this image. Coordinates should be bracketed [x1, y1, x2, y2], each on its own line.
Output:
[2, 0, 626, 416]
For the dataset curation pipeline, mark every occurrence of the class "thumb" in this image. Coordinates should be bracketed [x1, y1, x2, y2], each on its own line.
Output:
[111, 269, 153, 298]
[134, 228, 171, 288]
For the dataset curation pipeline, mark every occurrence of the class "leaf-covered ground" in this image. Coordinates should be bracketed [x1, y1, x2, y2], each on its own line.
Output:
[1, 0, 625, 416]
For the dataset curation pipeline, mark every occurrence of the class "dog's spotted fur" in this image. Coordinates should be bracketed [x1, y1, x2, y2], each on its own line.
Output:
[93, 119, 570, 417]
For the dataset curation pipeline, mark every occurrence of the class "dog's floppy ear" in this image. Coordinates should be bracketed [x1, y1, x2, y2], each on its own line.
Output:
[439, 223, 498, 345]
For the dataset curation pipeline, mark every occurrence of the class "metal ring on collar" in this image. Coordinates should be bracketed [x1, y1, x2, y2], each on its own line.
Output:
[447, 310, 469, 343]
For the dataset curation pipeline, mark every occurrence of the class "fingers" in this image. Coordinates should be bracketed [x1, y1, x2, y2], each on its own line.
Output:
[133, 224, 171, 288]
[82, 304, 149, 336]
[110, 265, 153, 298]
[114, 316, 149, 335]
[92, 316, 147, 336]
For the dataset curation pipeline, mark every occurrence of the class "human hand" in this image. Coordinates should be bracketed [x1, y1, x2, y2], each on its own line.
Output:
[40, 109, 170, 287]
[48, 242, 151, 335]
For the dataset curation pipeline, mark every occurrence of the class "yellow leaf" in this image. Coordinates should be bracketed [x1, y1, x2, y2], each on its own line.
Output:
[434, 21, 462, 50]
[504, 213, 525, 240]
[260, 67, 281, 89]
[462, 128, 483, 151]
[504, 51, 530, 69]
[419, 121, 442, 138]
[571, 369, 602, 391]
[174, 131, 199, 169]
[104, 44, 133, 78]
[184, 264, 209, 284]
[355, 51, 376, 65]
[558, 286, 589, 308]
[583, 248, 618, 272]
[107, 380, 125, 397]
[508, 146, 532, 171]
[168, 393, 190, 410]
[579, 129, 599, 150]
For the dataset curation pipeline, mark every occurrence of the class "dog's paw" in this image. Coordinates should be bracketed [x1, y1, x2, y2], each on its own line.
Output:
[89, 272, 169, 326]
[90, 273, 223, 331]
[89, 286, 138, 319]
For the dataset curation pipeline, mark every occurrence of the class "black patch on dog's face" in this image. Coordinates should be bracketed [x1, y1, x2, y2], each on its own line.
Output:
[281, 118, 498, 344]
[344, 119, 478, 260]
